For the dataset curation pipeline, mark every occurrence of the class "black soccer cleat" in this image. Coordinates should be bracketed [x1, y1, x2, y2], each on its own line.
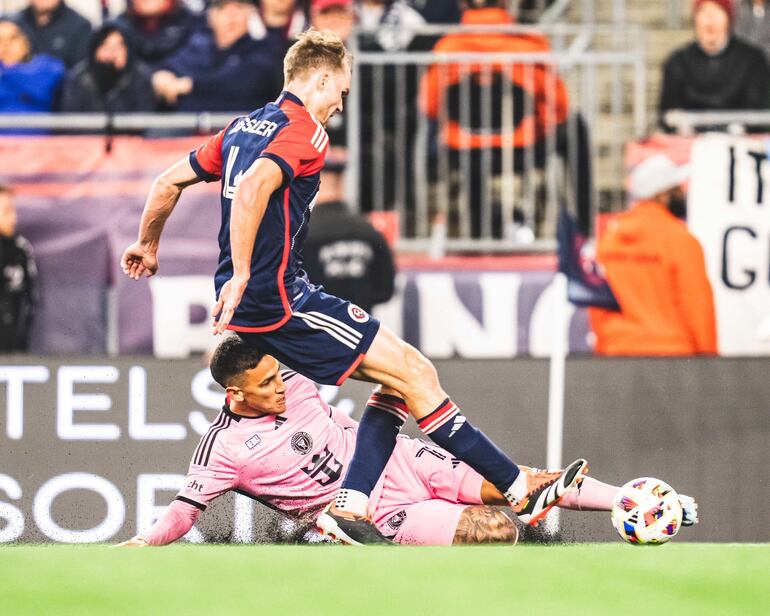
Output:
[316, 505, 393, 545]
[513, 458, 589, 526]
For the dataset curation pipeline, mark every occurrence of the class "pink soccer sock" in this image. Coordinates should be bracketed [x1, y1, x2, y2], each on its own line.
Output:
[558, 477, 619, 511]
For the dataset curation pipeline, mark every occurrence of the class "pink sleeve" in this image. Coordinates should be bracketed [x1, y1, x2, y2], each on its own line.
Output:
[140, 453, 238, 545]
[328, 405, 359, 430]
[175, 460, 237, 510]
[140, 500, 201, 546]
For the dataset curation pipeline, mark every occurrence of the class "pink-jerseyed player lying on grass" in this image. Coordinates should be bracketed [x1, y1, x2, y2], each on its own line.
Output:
[119, 337, 698, 547]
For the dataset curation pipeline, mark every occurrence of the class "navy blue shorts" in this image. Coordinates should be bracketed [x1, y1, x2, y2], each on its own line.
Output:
[237, 289, 381, 385]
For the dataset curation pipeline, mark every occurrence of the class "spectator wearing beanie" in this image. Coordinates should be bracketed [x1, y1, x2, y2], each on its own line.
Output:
[60, 21, 155, 113]
[659, 0, 770, 131]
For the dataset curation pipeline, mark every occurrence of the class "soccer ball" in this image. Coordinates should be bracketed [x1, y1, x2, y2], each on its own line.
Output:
[611, 477, 683, 545]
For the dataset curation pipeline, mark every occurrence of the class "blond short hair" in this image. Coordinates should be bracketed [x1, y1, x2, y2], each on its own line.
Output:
[283, 28, 352, 84]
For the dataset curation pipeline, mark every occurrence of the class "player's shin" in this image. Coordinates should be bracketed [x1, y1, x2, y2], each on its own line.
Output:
[417, 399, 521, 503]
[335, 392, 408, 516]
[557, 476, 618, 511]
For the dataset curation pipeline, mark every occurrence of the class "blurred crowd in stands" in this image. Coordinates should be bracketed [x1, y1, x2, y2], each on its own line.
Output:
[4, 0, 770, 358]
[0, 0, 768, 122]
[0, 0, 465, 114]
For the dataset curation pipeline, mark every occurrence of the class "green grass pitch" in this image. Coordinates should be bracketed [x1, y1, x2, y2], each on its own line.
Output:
[2, 544, 768, 615]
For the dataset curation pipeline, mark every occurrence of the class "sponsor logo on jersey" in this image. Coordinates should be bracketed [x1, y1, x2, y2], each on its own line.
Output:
[347, 304, 369, 323]
[386, 510, 407, 531]
[290, 431, 313, 454]
[245, 434, 261, 450]
[274, 416, 287, 430]
[186, 479, 204, 492]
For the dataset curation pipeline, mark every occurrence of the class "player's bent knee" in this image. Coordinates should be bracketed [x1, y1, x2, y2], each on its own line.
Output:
[452, 506, 519, 545]
[403, 345, 440, 391]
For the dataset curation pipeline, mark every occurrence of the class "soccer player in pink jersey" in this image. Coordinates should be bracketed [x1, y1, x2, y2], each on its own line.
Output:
[118, 338, 698, 547]
[121, 26, 588, 546]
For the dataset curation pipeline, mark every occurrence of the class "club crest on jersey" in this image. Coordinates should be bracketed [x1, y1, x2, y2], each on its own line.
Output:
[386, 510, 407, 530]
[245, 434, 261, 450]
[290, 431, 313, 454]
[347, 304, 369, 323]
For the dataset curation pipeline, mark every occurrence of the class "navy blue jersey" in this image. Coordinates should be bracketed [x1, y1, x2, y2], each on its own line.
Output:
[190, 91, 328, 330]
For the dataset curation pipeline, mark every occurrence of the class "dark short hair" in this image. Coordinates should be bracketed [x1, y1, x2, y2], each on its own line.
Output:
[209, 336, 265, 388]
[0, 183, 13, 196]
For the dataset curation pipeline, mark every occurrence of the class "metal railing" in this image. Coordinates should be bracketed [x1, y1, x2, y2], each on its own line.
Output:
[663, 110, 770, 135]
[0, 21, 647, 254]
[0, 112, 235, 132]
[346, 24, 646, 253]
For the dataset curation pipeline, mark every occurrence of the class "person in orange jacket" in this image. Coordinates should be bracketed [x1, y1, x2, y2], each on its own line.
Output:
[419, 0, 593, 236]
[589, 155, 718, 356]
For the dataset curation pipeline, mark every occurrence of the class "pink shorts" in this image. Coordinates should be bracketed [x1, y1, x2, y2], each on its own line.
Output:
[368, 437, 484, 546]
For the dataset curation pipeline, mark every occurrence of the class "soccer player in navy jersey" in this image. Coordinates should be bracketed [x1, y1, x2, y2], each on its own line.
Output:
[121, 28, 587, 544]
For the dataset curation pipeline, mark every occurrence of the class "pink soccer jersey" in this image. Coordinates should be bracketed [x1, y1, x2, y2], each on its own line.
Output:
[140, 370, 483, 546]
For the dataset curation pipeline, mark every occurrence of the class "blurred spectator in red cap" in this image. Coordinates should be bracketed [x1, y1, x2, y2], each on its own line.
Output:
[659, 0, 770, 131]
[735, 0, 770, 57]
[116, 0, 204, 71]
[311, 0, 354, 43]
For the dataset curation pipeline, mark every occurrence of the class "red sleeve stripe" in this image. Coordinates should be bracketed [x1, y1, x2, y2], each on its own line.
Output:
[366, 401, 408, 423]
[310, 116, 328, 152]
[367, 392, 409, 422]
[310, 119, 323, 148]
[417, 399, 459, 435]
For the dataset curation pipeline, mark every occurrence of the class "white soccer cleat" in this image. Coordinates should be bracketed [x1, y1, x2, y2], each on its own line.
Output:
[679, 494, 699, 526]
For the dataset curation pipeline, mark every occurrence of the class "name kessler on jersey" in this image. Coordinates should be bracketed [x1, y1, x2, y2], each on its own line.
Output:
[229, 117, 279, 138]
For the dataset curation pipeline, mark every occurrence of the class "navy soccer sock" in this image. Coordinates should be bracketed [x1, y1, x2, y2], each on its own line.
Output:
[338, 393, 408, 510]
[417, 398, 520, 495]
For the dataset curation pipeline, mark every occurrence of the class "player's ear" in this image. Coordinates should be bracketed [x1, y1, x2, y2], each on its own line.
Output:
[226, 385, 244, 402]
[318, 72, 330, 90]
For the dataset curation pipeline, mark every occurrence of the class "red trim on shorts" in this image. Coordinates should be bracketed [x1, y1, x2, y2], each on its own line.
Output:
[220, 188, 294, 334]
[336, 352, 366, 386]
[222, 313, 291, 333]
[276, 188, 292, 317]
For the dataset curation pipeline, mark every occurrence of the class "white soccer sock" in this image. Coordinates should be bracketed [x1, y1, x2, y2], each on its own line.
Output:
[504, 470, 530, 506]
[334, 489, 369, 517]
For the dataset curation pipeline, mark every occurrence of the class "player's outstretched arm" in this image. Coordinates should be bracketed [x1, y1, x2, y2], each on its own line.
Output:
[121, 157, 203, 280]
[115, 499, 202, 547]
[116, 537, 148, 548]
[212, 157, 284, 334]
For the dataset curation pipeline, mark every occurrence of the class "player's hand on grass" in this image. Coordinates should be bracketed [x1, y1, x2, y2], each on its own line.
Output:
[116, 537, 148, 548]
[121, 243, 159, 280]
[212, 275, 249, 335]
